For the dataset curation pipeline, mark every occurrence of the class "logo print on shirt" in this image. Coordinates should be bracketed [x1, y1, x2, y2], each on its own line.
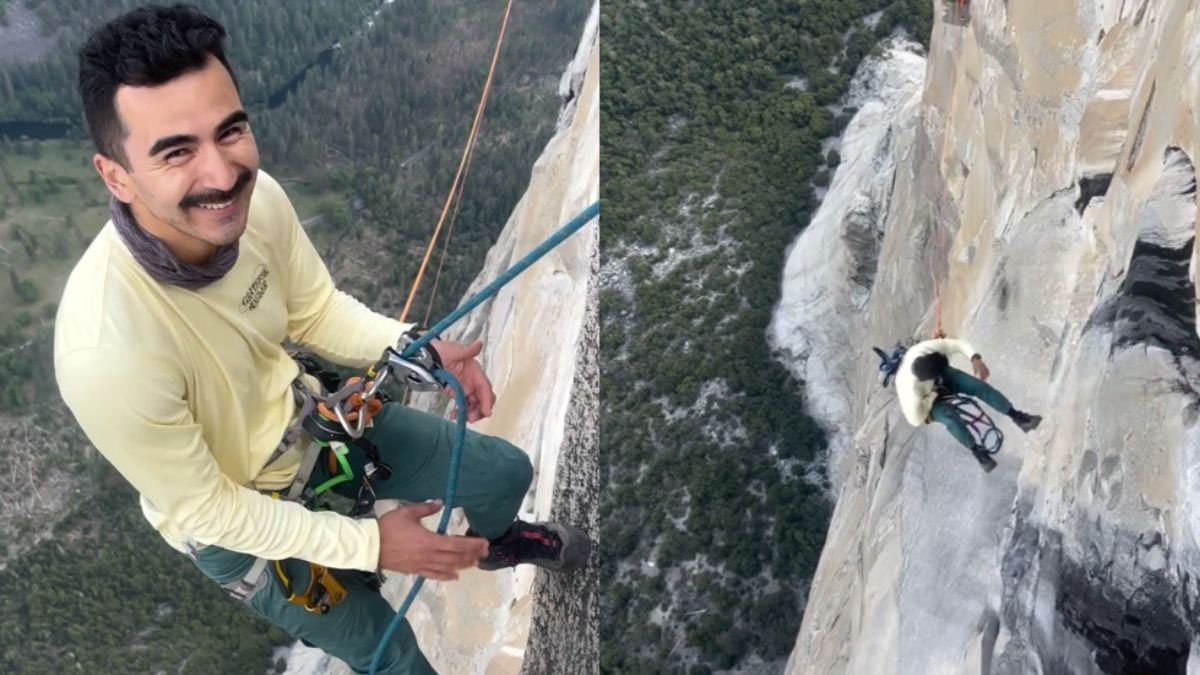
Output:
[240, 264, 269, 313]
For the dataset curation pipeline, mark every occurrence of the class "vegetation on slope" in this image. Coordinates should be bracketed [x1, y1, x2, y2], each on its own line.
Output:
[600, 1, 930, 671]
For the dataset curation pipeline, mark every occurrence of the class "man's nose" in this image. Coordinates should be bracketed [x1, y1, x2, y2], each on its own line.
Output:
[196, 143, 240, 194]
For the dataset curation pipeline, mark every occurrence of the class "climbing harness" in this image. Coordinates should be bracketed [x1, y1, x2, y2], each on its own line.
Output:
[937, 391, 1004, 453]
[218, 331, 443, 610]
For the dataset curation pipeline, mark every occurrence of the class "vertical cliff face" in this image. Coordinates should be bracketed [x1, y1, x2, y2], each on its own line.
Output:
[394, 8, 598, 672]
[775, 0, 1200, 672]
[295, 4, 599, 674]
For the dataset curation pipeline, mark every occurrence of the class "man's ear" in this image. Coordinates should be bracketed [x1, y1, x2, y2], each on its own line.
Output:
[93, 153, 135, 203]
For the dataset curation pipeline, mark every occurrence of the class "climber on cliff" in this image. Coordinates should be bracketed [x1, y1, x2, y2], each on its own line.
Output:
[54, 6, 587, 674]
[892, 338, 1041, 472]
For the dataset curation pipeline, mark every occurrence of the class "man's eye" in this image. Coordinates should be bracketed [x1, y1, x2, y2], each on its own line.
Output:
[165, 148, 190, 161]
[222, 124, 248, 139]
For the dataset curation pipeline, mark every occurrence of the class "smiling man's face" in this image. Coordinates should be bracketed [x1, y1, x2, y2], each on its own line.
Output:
[95, 53, 259, 264]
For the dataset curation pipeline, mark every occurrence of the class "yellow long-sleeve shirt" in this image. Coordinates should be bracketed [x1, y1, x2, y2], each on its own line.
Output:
[54, 171, 410, 572]
[894, 338, 978, 427]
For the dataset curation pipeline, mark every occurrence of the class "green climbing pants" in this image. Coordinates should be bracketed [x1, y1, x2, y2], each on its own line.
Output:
[929, 366, 1014, 451]
[191, 403, 533, 675]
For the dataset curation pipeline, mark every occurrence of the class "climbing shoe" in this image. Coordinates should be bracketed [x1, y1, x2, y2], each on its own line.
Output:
[473, 520, 590, 571]
[1009, 410, 1042, 433]
[972, 449, 998, 473]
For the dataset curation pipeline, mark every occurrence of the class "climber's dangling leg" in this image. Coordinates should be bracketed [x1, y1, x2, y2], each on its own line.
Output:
[939, 366, 1042, 433]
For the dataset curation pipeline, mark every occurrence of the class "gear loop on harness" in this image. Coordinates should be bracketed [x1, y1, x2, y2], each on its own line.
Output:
[274, 559, 348, 615]
[937, 392, 1005, 453]
[224, 351, 399, 611]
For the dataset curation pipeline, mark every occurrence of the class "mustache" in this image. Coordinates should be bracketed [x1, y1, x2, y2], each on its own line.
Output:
[180, 169, 253, 209]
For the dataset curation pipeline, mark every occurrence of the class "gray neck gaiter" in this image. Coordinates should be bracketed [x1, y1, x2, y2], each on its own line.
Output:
[110, 196, 239, 290]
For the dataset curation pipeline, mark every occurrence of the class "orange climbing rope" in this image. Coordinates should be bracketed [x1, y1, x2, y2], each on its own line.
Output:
[932, 291, 945, 338]
[422, 146, 474, 327]
[937, 0, 968, 341]
[929, 219, 948, 339]
[399, 0, 515, 324]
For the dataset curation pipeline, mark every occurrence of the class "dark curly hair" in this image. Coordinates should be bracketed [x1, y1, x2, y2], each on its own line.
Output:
[911, 351, 950, 382]
[78, 4, 237, 168]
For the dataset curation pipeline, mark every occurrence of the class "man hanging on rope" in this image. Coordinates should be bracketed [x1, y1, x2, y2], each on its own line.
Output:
[893, 338, 1042, 471]
[54, 5, 586, 673]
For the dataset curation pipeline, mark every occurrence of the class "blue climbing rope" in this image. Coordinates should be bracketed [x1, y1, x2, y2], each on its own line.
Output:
[368, 368, 466, 675]
[400, 200, 600, 357]
[368, 199, 598, 674]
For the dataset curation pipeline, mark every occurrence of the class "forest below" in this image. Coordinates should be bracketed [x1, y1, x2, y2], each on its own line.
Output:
[599, 0, 930, 672]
